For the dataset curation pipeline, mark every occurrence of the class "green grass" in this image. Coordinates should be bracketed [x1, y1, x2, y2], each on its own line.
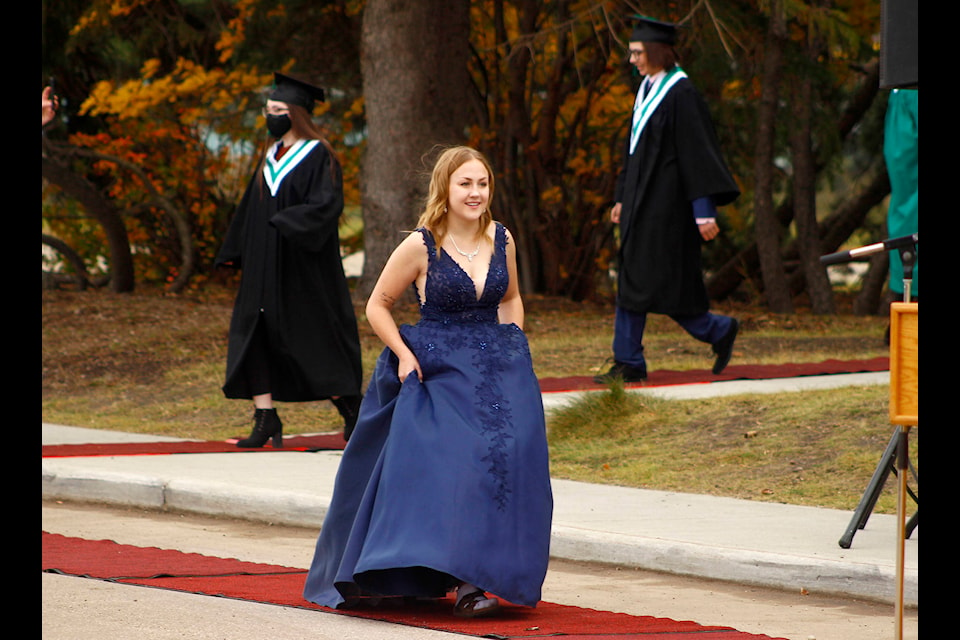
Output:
[546, 382, 914, 513]
[42, 286, 914, 513]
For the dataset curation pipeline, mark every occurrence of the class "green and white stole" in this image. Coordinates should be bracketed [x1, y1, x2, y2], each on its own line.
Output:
[263, 139, 320, 196]
[629, 67, 687, 155]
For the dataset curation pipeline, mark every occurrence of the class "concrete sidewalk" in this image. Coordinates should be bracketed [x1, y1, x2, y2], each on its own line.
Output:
[41, 371, 916, 608]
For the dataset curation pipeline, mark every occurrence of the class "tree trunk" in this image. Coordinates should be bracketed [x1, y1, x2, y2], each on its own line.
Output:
[356, 0, 472, 298]
[819, 163, 891, 253]
[853, 250, 890, 316]
[791, 39, 835, 314]
[708, 164, 890, 302]
[488, 0, 540, 294]
[41, 152, 135, 293]
[753, 0, 794, 312]
[43, 140, 196, 292]
[41, 233, 89, 290]
[707, 57, 883, 303]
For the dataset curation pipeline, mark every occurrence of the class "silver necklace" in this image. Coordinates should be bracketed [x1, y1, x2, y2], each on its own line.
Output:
[449, 234, 481, 262]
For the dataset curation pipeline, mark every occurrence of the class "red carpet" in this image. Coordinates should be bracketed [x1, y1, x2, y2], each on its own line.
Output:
[42, 359, 886, 458]
[539, 357, 889, 392]
[42, 532, 784, 639]
[41, 432, 346, 458]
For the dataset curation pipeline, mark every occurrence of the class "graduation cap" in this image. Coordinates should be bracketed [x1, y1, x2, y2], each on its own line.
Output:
[269, 72, 326, 112]
[630, 15, 680, 45]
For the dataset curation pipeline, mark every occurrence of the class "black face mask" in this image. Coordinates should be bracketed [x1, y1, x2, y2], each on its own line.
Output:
[266, 114, 292, 138]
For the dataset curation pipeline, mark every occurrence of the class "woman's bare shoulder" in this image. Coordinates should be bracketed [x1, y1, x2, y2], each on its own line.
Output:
[388, 229, 429, 261]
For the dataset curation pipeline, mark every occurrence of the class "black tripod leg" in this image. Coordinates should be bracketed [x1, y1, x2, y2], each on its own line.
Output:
[904, 457, 918, 539]
[839, 430, 899, 549]
[905, 511, 918, 538]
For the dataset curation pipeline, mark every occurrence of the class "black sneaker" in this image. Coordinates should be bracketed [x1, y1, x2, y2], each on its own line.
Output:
[593, 362, 647, 384]
[712, 319, 739, 375]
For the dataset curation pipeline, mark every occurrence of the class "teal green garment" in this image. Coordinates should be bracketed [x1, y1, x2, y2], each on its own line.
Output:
[883, 89, 918, 297]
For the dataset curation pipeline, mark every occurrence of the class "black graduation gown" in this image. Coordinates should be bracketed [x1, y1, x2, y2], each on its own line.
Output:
[216, 140, 362, 402]
[614, 76, 739, 316]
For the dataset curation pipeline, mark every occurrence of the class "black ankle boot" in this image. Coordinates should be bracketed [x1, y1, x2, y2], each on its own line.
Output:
[332, 395, 362, 442]
[237, 408, 283, 448]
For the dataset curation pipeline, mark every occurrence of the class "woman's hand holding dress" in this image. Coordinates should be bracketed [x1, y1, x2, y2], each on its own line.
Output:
[365, 232, 428, 382]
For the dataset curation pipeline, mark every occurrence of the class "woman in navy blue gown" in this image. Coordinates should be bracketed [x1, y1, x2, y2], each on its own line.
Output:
[303, 146, 552, 618]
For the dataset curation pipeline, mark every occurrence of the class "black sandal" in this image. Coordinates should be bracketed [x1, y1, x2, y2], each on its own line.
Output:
[454, 589, 500, 618]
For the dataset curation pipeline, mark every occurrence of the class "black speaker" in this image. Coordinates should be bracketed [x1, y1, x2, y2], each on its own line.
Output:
[880, 0, 918, 88]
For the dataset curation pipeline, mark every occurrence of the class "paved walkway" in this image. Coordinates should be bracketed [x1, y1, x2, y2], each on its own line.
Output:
[42, 371, 916, 607]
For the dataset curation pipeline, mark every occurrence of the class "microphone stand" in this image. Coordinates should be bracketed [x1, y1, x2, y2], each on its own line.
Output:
[821, 235, 918, 639]
[823, 234, 918, 549]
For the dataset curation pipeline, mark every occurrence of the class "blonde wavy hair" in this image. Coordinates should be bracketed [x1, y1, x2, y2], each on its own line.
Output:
[416, 146, 495, 250]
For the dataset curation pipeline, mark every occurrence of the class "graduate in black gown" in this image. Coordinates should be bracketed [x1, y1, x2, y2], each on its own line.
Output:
[595, 17, 741, 384]
[216, 73, 363, 446]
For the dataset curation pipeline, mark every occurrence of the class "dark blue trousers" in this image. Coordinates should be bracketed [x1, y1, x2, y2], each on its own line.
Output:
[613, 306, 735, 369]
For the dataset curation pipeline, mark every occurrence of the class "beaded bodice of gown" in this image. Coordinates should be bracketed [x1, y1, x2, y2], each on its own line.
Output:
[416, 224, 508, 325]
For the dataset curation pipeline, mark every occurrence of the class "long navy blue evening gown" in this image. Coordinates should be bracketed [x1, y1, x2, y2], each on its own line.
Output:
[303, 223, 553, 609]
